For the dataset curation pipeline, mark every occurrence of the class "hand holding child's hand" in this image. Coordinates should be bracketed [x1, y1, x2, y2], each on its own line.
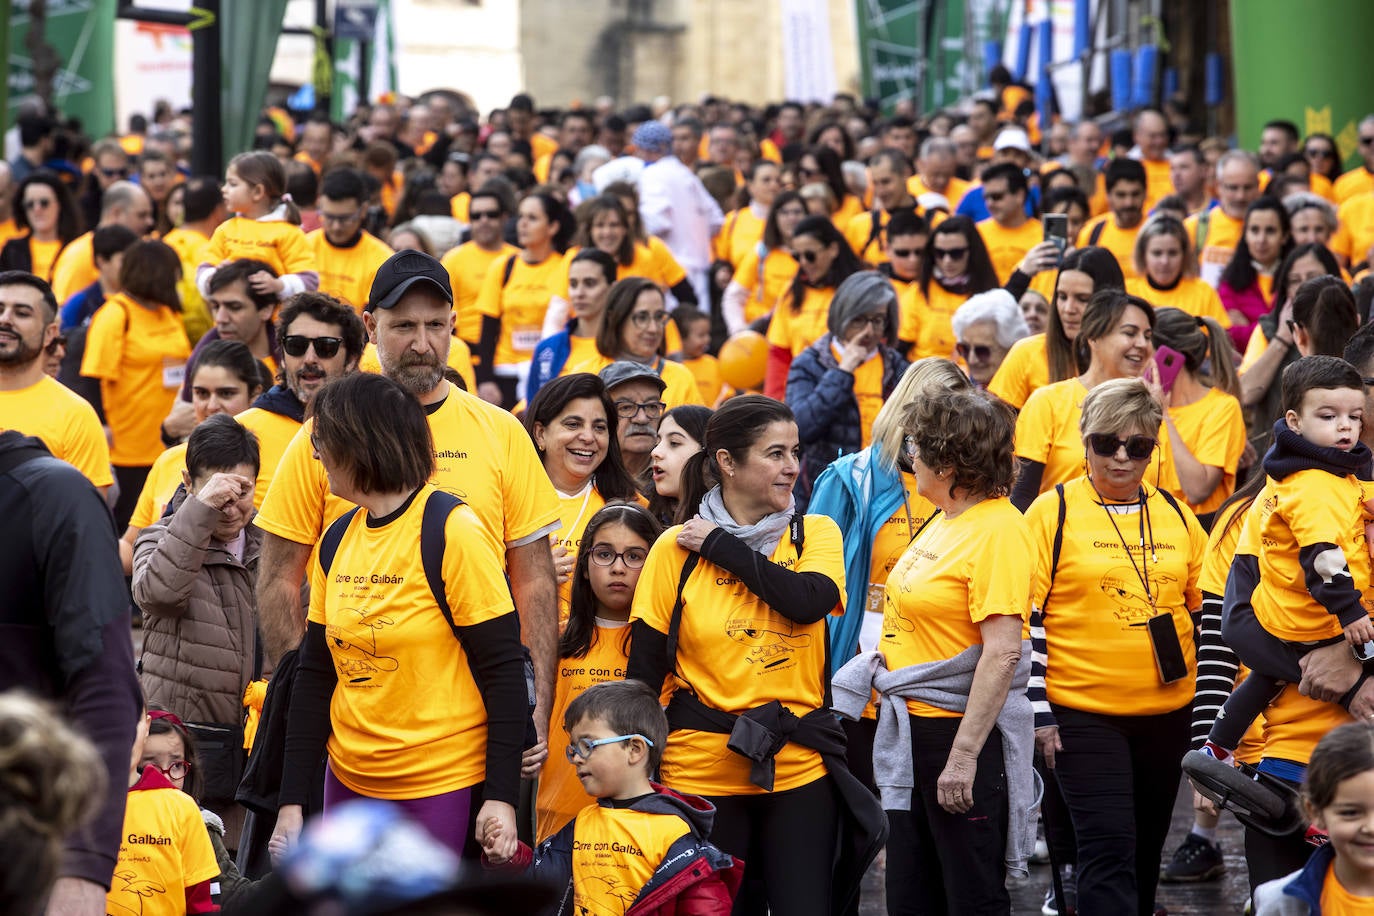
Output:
[249, 270, 285, 296]
[477, 801, 518, 864]
[1344, 617, 1374, 650]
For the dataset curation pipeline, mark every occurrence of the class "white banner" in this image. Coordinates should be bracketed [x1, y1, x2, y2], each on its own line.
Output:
[781, 0, 837, 103]
[114, 18, 193, 131]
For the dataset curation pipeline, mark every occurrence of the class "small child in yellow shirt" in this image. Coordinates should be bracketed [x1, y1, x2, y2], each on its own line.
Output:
[672, 306, 726, 406]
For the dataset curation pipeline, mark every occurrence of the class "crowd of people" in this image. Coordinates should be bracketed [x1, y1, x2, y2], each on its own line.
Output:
[7, 72, 1374, 916]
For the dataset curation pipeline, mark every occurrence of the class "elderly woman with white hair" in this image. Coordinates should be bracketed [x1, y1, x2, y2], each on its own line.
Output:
[569, 144, 612, 206]
[951, 288, 1030, 388]
[786, 271, 909, 508]
[1284, 191, 1338, 251]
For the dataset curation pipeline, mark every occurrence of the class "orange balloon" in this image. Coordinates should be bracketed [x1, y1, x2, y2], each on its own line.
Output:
[718, 330, 768, 391]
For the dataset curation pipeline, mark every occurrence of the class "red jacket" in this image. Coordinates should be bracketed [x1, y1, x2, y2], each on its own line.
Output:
[490, 783, 742, 915]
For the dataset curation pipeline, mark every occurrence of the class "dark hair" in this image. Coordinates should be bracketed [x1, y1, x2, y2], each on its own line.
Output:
[560, 502, 662, 660]
[804, 145, 850, 207]
[1077, 289, 1155, 372]
[1303, 722, 1374, 813]
[919, 215, 999, 300]
[146, 711, 203, 803]
[787, 216, 863, 313]
[1263, 119, 1300, 145]
[1291, 276, 1359, 358]
[806, 121, 855, 161]
[762, 190, 805, 250]
[576, 195, 635, 266]
[468, 188, 507, 216]
[1041, 167, 1079, 193]
[186, 412, 261, 479]
[1303, 132, 1342, 182]
[523, 373, 638, 501]
[12, 170, 83, 243]
[191, 339, 267, 398]
[1153, 307, 1239, 397]
[309, 373, 435, 494]
[228, 151, 300, 224]
[564, 680, 668, 774]
[1220, 196, 1292, 294]
[181, 176, 222, 223]
[1044, 185, 1090, 220]
[1270, 243, 1341, 315]
[0, 270, 59, 320]
[903, 388, 1017, 499]
[1104, 157, 1147, 192]
[1343, 320, 1374, 375]
[868, 147, 912, 176]
[119, 239, 182, 311]
[1047, 246, 1126, 380]
[980, 161, 1028, 196]
[885, 209, 929, 241]
[568, 247, 618, 287]
[597, 277, 666, 359]
[1279, 355, 1364, 414]
[524, 191, 575, 254]
[677, 395, 795, 521]
[285, 161, 318, 209]
[635, 404, 711, 525]
[207, 258, 278, 313]
[277, 291, 367, 366]
[319, 166, 367, 204]
[671, 305, 710, 336]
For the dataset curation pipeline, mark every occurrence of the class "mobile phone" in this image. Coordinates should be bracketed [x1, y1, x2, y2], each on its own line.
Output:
[1154, 345, 1186, 396]
[1043, 213, 1069, 259]
[1146, 612, 1189, 684]
[1355, 641, 1374, 663]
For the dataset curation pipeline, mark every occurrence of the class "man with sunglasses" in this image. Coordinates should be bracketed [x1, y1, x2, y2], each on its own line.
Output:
[1333, 114, 1374, 206]
[441, 188, 517, 350]
[308, 168, 395, 314]
[977, 161, 1042, 284]
[599, 361, 667, 480]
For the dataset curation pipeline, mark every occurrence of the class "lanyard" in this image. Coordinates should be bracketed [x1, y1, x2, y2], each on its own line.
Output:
[1092, 482, 1156, 609]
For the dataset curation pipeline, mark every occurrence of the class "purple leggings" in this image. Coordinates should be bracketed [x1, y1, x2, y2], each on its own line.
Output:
[324, 763, 475, 855]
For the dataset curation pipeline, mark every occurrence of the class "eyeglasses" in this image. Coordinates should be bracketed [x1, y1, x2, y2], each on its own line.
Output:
[146, 760, 191, 780]
[956, 342, 994, 362]
[589, 546, 648, 568]
[319, 208, 364, 225]
[99, 167, 129, 179]
[565, 734, 654, 763]
[889, 248, 920, 259]
[469, 209, 503, 221]
[1087, 433, 1158, 461]
[934, 247, 968, 260]
[985, 191, 1007, 202]
[1306, 148, 1335, 159]
[852, 314, 887, 331]
[45, 334, 67, 356]
[24, 198, 53, 211]
[629, 310, 670, 328]
[1362, 136, 1374, 147]
[615, 399, 665, 420]
[281, 335, 343, 358]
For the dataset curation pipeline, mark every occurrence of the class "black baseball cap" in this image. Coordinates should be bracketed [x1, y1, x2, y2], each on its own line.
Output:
[366, 250, 453, 312]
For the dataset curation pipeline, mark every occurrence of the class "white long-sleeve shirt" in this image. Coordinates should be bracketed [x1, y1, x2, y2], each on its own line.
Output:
[637, 156, 724, 274]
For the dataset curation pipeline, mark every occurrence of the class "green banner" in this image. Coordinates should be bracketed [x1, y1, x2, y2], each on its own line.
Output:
[332, 0, 395, 122]
[853, 0, 922, 113]
[8, 0, 116, 137]
[1231, 0, 1374, 171]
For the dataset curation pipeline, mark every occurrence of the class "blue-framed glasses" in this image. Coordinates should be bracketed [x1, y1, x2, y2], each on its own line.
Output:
[565, 734, 654, 763]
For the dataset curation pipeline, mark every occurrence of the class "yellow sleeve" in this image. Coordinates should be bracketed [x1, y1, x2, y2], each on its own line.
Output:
[203, 223, 229, 267]
[631, 528, 686, 634]
[496, 413, 562, 544]
[307, 534, 328, 624]
[79, 299, 126, 381]
[475, 252, 511, 319]
[448, 338, 477, 392]
[1191, 394, 1246, 469]
[1284, 473, 1357, 550]
[278, 226, 316, 275]
[765, 295, 792, 347]
[731, 251, 760, 292]
[255, 421, 330, 546]
[987, 337, 1034, 409]
[62, 404, 113, 487]
[654, 245, 687, 286]
[1014, 385, 1058, 463]
[128, 455, 171, 529]
[969, 514, 1032, 622]
[1184, 506, 1208, 611]
[799, 515, 847, 615]
[443, 504, 518, 623]
[713, 213, 735, 262]
[662, 360, 705, 406]
[176, 795, 222, 887]
[897, 284, 925, 344]
[1238, 325, 1269, 374]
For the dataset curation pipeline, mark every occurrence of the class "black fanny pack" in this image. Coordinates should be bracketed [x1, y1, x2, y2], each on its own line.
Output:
[667, 693, 801, 791]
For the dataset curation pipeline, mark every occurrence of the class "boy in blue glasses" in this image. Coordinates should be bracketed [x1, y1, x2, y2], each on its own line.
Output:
[481, 680, 742, 914]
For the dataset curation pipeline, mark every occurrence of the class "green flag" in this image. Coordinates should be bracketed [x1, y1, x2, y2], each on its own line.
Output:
[8, 0, 117, 137]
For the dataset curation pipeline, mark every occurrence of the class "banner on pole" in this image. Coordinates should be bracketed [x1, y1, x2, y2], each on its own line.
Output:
[8, 0, 117, 136]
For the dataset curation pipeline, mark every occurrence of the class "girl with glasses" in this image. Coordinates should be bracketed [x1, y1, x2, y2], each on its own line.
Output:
[523, 373, 640, 623]
[0, 170, 82, 283]
[533, 502, 662, 842]
[593, 277, 703, 408]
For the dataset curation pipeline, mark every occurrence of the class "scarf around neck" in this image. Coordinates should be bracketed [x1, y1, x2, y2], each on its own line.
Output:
[698, 485, 795, 556]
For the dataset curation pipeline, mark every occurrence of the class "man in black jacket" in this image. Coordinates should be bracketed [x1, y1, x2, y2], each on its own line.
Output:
[0, 430, 141, 914]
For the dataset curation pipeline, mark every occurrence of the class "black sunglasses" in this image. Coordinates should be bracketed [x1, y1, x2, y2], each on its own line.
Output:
[956, 342, 993, 362]
[281, 335, 343, 358]
[469, 209, 503, 221]
[1087, 433, 1157, 461]
[934, 246, 968, 260]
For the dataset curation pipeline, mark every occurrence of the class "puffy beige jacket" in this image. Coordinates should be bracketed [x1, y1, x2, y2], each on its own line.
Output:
[133, 490, 262, 727]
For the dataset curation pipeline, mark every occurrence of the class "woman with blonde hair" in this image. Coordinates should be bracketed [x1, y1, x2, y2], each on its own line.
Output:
[1125, 216, 1232, 327]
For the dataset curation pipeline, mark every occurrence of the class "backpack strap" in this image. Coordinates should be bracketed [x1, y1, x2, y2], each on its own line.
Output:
[1155, 486, 1189, 528]
[319, 507, 362, 576]
[908, 508, 942, 544]
[1087, 218, 1107, 248]
[1043, 484, 1068, 609]
[0, 437, 55, 477]
[420, 489, 466, 632]
[500, 253, 518, 289]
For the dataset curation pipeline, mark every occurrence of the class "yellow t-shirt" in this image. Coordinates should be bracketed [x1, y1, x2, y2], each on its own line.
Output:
[1026, 477, 1206, 716]
[129, 443, 187, 529]
[569, 804, 691, 914]
[731, 248, 797, 325]
[306, 229, 394, 313]
[881, 497, 1032, 717]
[449, 191, 471, 223]
[80, 293, 191, 467]
[475, 251, 566, 368]
[1014, 377, 1173, 495]
[1125, 277, 1232, 327]
[1332, 194, 1374, 266]
[977, 217, 1043, 284]
[681, 354, 725, 405]
[1244, 471, 1374, 643]
[1321, 857, 1374, 914]
[553, 483, 609, 623]
[203, 216, 315, 280]
[1334, 167, 1374, 206]
[356, 338, 477, 394]
[899, 281, 967, 361]
[715, 207, 766, 266]
[106, 778, 219, 916]
[50, 232, 95, 300]
[257, 384, 561, 558]
[866, 471, 936, 615]
[161, 226, 211, 268]
[833, 341, 885, 446]
[1185, 209, 1244, 288]
[556, 245, 688, 300]
[162, 227, 214, 344]
[1076, 215, 1141, 279]
[1160, 387, 1246, 516]
[1261, 682, 1352, 767]
[562, 336, 610, 378]
[235, 406, 302, 511]
[536, 623, 630, 843]
[987, 333, 1049, 410]
[442, 241, 520, 347]
[908, 174, 972, 210]
[0, 374, 112, 487]
[766, 284, 834, 357]
[1141, 157, 1173, 211]
[308, 484, 515, 798]
[655, 359, 707, 409]
[631, 516, 846, 795]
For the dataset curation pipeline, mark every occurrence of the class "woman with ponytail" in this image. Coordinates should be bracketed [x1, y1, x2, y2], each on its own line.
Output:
[1146, 307, 1246, 528]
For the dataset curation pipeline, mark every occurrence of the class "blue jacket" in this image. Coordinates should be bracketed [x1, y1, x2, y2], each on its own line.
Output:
[1253, 842, 1332, 915]
[786, 334, 906, 510]
[527, 321, 576, 403]
[808, 445, 907, 673]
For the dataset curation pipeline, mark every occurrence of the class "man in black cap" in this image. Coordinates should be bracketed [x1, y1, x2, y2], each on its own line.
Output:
[599, 360, 667, 480]
[256, 251, 562, 847]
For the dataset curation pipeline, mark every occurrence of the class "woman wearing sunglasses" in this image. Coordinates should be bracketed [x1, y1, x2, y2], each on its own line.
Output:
[905, 215, 999, 363]
[1301, 132, 1342, 198]
[1024, 377, 1207, 916]
[592, 277, 703, 408]
[0, 170, 82, 283]
[950, 288, 1030, 388]
[1011, 290, 1174, 512]
[764, 215, 864, 399]
[785, 271, 908, 508]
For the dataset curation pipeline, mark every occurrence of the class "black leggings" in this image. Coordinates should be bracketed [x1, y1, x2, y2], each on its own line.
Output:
[112, 463, 151, 531]
[703, 775, 838, 916]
